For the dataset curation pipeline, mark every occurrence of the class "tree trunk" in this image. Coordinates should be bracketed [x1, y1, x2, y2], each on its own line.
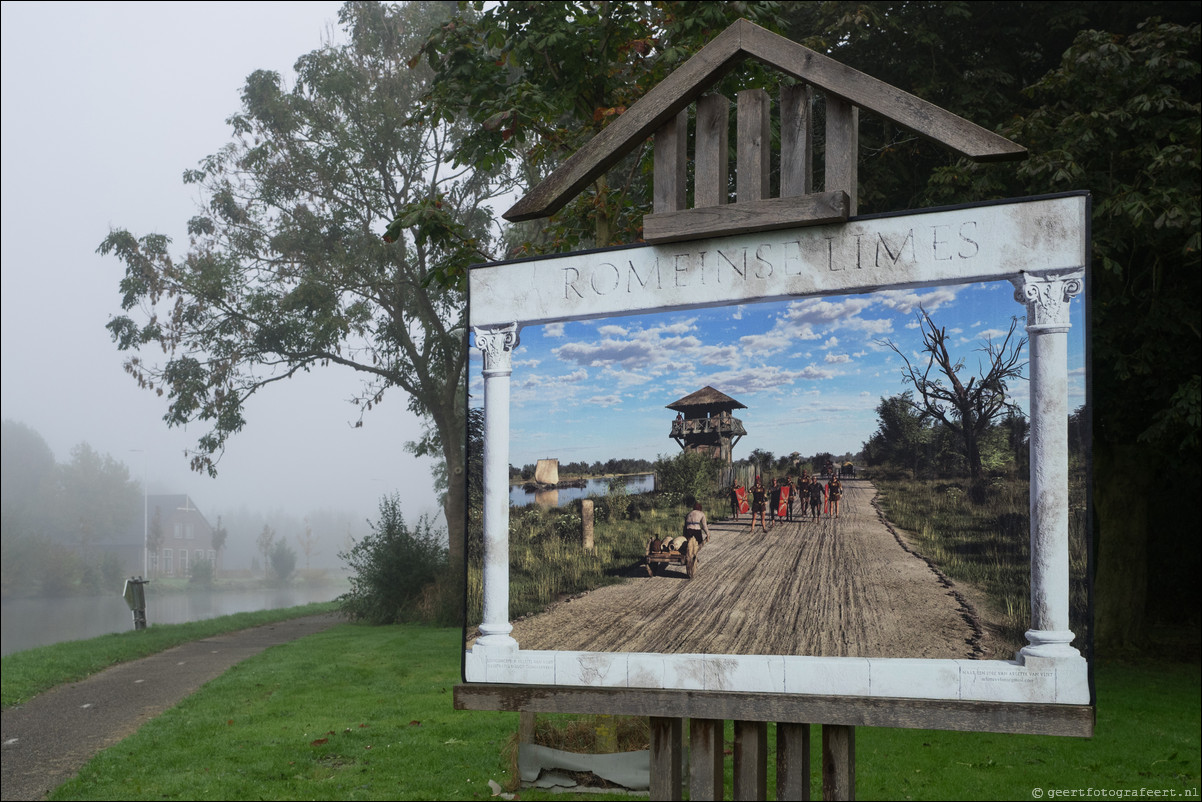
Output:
[1093, 439, 1150, 652]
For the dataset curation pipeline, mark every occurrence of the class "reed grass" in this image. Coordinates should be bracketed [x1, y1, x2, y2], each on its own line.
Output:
[467, 492, 724, 626]
[872, 473, 1089, 655]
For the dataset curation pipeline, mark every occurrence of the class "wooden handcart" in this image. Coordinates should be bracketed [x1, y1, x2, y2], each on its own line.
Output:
[643, 534, 702, 579]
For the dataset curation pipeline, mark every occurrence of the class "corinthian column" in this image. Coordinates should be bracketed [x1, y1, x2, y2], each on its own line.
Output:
[473, 323, 521, 654]
[1011, 270, 1084, 661]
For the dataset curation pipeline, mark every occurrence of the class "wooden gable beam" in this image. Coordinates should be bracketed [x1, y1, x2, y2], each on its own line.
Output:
[504, 19, 1025, 224]
[504, 22, 748, 223]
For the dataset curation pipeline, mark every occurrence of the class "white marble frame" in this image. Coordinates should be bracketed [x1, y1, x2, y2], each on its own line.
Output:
[466, 193, 1090, 705]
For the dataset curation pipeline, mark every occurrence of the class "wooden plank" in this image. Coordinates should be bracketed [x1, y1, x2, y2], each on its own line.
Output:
[504, 18, 1023, 222]
[689, 719, 725, 801]
[825, 95, 859, 217]
[734, 720, 768, 800]
[822, 725, 855, 801]
[504, 23, 746, 222]
[453, 685, 1096, 737]
[695, 93, 730, 208]
[518, 711, 536, 744]
[738, 18, 1025, 162]
[781, 84, 813, 197]
[643, 191, 848, 244]
[737, 89, 771, 203]
[651, 716, 683, 801]
[777, 722, 811, 801]
[654, 110, 689, 214]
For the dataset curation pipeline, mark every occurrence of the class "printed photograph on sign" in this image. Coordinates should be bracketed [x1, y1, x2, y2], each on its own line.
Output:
[466, 278, 1088, 663]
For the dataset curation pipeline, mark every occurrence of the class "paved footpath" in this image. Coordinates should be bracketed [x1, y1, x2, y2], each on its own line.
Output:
[1, 613, 342, 801]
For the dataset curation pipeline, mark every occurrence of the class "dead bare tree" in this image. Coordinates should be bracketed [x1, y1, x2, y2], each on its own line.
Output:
[880, 307, 1027, 491]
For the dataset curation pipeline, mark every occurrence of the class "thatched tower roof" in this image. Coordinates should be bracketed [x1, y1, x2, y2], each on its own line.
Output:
[666, 386, 746, 414]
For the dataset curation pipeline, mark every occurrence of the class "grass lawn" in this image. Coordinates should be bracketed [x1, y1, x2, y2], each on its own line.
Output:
[1, 602, 338, 708]
[44, 622, 1200, 801]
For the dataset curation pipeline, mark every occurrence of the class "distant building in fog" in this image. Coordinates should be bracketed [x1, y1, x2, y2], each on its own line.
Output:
[132, 494, 217, 579]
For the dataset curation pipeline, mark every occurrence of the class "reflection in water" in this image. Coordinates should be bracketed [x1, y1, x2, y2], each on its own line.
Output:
[1, 585, 339, 656]
[510, 473, 655, 508]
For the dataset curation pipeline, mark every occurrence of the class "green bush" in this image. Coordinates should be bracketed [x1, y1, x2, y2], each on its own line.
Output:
[189, 557, 214, 588]
[653, 450, 721, 506]
[338, 494, 448, 624]
[266, 539, 297, 584]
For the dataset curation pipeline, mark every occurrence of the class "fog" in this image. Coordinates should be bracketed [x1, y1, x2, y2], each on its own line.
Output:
[0, 2, 444, 551]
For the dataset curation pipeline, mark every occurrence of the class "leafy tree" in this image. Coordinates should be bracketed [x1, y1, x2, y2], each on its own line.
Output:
[1, 420, 57, 541]
[256, 525, 276, 578]
[653, 450, 721, 507]
[420, 1, 790, 252]
[862, 392, 934, 477]
[880, 309, 1026, 494]
[95, 1, 507, 588]
[267, 539, 298, 584]
[297, 520, 318, 572]
[338, 493, 448, 624]
[210, 515, 227, 578]
[920, 15, 1200, 647]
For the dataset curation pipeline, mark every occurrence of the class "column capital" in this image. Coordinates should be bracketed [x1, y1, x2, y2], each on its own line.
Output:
[1011, 270, 1084, 332]
[474, 323, 521, 376]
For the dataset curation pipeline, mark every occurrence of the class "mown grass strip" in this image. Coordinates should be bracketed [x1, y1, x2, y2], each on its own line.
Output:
[1, 601, 337, 708]
[45, 622, 1199, 801]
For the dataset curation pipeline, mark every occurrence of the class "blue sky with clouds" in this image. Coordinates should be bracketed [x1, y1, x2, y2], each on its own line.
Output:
[471, 278, 1086, 469]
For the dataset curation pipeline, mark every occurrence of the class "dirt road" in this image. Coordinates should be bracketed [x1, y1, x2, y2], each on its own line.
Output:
[508, 479, 998, 659]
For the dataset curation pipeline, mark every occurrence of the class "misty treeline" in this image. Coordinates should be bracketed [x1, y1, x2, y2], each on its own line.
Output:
[96, 2, 1197, 644]
[0, 419, 368, 598]
[1, 420, 140, 597]
[511, 458, 655, 482]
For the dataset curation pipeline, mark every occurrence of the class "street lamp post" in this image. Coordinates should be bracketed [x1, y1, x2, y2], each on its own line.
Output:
[130, 449, 148, 578]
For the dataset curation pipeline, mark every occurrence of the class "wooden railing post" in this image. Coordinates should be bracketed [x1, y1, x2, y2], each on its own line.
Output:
[651, 716, 683, 800]
[777, 722, 811, 800]
[733, 720, 767, 800]
[689, 718, 725, 800]
[822, 724, 856, 801]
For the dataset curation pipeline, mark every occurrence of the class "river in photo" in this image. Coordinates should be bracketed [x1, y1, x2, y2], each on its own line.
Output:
[508, 473, 655, 508]
[1, 584, 340, 656]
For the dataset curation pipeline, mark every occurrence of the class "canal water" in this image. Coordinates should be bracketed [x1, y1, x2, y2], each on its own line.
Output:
[1, 584, 340, 656]
[508, 473, 655, 508]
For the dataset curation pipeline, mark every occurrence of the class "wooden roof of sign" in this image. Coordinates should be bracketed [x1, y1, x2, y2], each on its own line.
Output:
[504, 18, 1026, 242]
[666, 386, 747, 412]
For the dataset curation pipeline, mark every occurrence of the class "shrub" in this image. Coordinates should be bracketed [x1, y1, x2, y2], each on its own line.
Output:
[338, 494, 448, 624]
[653, 450, 721, 507]
[189, 557, 215, 588]
[267, 540, 297, 584]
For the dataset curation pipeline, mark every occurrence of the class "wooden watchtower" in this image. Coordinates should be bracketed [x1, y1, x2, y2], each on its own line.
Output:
[667, 386, 746, 464]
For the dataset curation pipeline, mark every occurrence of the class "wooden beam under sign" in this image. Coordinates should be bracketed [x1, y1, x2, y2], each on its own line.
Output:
[643, 191, 849, 244]
[454, 684, 1095, 737]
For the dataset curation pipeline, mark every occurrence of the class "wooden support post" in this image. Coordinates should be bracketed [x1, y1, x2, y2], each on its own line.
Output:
[822, 724, 855, 801]
[580, 499, 594, 551]
[689, 718, 725, 801]
[737, 88, 771, 203]
[781, 84, 813, 197]
[518, 711, 536, 744]
[824, 95, 859, 216]
[777, 722, 811, 801]
[654, 109, 689, 214]
[695, 93, 730, 207]
[651, 716, 683, 801]
[733, 720, 767, 800]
